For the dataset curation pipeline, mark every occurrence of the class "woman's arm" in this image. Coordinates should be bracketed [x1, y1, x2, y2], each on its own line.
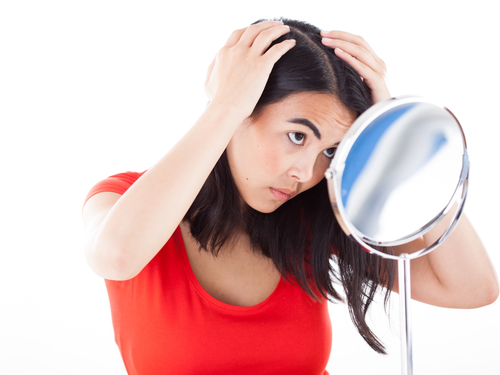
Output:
[82, 106, 244, 280]
[393, 213, 499, 308]
[82, 21, 296, 280]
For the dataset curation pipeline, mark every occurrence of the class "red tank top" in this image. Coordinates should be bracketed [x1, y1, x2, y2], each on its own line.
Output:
[85, 172, 332, 374]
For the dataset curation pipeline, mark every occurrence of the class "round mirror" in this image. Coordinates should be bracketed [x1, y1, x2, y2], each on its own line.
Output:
[325, 96, 469, 260]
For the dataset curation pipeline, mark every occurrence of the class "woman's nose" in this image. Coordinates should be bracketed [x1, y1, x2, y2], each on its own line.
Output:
[287, 157, 316, 183]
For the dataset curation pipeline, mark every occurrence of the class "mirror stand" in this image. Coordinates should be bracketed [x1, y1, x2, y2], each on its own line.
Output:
[398, 254, 413, 375]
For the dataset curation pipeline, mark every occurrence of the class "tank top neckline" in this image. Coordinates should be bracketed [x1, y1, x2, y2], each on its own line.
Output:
[174, 226, 285, 313]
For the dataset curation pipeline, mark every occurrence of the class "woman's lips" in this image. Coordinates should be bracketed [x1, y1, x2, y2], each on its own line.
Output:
[270, 187, 294, 202]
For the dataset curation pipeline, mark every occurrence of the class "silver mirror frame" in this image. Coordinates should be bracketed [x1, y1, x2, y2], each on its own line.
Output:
[325, 96, 469, 261]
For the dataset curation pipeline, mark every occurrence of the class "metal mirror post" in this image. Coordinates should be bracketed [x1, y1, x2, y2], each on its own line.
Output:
[325, 96, 469, 375]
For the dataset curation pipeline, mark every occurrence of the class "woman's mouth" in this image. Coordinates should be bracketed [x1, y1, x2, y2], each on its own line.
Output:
[270, 187, 294, 202]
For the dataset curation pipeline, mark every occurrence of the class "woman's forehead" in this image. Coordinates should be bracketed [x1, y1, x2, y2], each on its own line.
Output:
[267, 92, 356, 130]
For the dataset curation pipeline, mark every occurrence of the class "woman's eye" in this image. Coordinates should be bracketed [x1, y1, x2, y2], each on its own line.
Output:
[323, 147, 336, 159]
[288, 132, 306, 145]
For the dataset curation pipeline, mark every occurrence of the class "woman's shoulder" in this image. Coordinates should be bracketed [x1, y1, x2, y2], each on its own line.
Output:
[106, 170, 146, 184]
[84, 170, 147, 205]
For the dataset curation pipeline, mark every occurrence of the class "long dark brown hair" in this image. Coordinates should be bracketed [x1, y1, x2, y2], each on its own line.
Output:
[184, 18, 395, 354]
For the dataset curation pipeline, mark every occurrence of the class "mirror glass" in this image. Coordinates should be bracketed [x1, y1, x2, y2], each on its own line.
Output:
[327, 97, 467, 247]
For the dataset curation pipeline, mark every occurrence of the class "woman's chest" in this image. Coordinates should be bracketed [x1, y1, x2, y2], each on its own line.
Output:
[180, 223, 282, 307]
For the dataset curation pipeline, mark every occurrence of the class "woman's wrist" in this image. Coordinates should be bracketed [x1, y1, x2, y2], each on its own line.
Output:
[203, 100, 250, 131]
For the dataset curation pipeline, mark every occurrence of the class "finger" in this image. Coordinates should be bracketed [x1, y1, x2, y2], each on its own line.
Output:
[334, 48, 375, 80]
[262, 39, 296, 68]
[335, 47, 391, 103]
[321, 30, 386, 71]
[238, 20, 285, 47]
[224, 27, 247, 47]
[334, 47, 389, 100]
[204, 55, 216, 86]
[251, 25, 291, 55]
[321, 30, 380, 60]
[322, 38, 385, 75]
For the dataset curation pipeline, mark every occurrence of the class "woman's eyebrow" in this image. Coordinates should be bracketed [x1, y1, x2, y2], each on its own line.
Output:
[287, 118, 321, 139]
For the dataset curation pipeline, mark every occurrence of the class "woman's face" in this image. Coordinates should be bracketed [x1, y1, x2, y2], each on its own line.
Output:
[227, 92, 356, 213]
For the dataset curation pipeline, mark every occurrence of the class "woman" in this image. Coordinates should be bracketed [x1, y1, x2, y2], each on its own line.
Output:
[82, 19, 498, 374]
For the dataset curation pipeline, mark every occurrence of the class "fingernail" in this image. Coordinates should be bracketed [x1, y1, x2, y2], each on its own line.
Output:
[335, 48, 344, 54]
[321, 30, 331, 35]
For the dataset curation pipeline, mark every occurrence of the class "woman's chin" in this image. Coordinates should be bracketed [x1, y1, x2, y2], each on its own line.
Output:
[245, 199, 284, 214]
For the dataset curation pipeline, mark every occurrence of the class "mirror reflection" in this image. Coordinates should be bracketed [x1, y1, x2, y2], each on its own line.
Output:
[336, 99, 466, 245]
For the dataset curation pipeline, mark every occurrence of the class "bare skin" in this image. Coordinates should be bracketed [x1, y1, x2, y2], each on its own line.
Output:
[180, 221, 281, 307]
[82, 22, 498, 308]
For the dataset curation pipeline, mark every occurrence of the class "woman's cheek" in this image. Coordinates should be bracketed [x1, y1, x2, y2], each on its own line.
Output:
[259, 140, 286, 175]
[313, 157, 330, 181]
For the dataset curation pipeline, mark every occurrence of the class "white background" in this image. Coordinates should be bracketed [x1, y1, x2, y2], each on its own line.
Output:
[1, 1, 499, 374]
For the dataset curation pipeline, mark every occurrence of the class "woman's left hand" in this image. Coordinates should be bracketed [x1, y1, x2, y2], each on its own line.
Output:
[321, 30, 391, 104]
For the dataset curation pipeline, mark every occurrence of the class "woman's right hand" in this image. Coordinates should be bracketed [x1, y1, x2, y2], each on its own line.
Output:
[204, 21, 295, 119]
